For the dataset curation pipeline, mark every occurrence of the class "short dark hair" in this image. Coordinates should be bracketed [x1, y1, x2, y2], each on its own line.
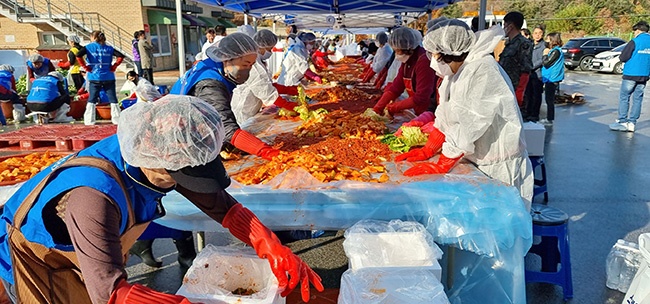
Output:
[367, 42, 379, 54]
[633, 21, 649, 32]
[289, 24, 298, 34]
[471, 16, 488, 32]
[534, 24, 546, 33]
[126, 70, 137, 78]
[546, 32, 563, 48]
[133, 31, 140, 39]
[206, 28, 216, 35]
[521, 28, 531, 37]
[504, 11, 525, 30]
[214, 25, 226, 35]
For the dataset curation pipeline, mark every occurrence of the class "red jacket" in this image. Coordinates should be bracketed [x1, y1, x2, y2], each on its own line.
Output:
[385, 46, 436, 114]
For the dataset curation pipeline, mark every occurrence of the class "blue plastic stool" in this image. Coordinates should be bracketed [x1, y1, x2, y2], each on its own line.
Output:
[529, 156, 548, 203]
[525, 204, 573, 300]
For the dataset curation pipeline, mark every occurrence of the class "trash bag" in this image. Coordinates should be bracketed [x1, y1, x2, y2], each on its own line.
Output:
[623, 233, 650, 304]
[134, 81, 162, 102]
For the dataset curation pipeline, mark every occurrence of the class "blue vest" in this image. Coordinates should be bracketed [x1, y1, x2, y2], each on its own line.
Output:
[26, 76, 61, 103]
[27, 58, 51, 78]
[170, 59, 235, 95]
[0, 135, 166, 284]
[542, 47, 565, 83]
[623, 33, 650, 77]
[85, 42, 116, 82]
[0, 71, 12, 92]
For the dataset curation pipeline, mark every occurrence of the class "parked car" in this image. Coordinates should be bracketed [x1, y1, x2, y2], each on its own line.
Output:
[562, 37, 626, 71]
[591, 43, 627, 74]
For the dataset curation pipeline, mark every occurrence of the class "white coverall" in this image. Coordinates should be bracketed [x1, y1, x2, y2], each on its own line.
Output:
[434, 26, 534, 210]
[371, 44, 393, 73]
[277, 39, 310, 86]
[231, 56, 279, 123]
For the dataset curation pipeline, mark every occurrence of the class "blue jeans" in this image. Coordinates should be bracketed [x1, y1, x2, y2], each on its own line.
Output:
[87, 80, 118, 104]
[134, 60, 143, 77]
[618, 79, 646, 124]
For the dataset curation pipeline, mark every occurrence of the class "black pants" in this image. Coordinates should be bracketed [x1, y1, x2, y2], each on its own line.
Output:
[26, 96, 67, 113]
[544, 82, 558, 121]
[143, 68, 154, 85]
[0, 92, 20, 105]
[525, 73, 544, 121]
[71, 73, 84, 91]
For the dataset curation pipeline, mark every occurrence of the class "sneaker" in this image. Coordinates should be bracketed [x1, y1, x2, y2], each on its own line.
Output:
[609, 122, 628, 131]
[626, 122, 636, 132]
[539, 118, 553, 126]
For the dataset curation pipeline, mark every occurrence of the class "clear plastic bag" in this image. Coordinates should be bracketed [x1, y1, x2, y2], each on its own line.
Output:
[134, 80, 162, 102]
[606, 239, 643, 293]
[623, 233, 650, 304]
[176, 245, 284, 304]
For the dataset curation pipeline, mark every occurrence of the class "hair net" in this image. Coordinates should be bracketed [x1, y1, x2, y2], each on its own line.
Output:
[205, 32, 258, 62]
[376, 32, 388, 45]
[29, 54, 44, 63]
[423, 19, 476, 56]
[117, 94, 225, 170]
[388, 27, 421, 50]
[253, 29, 278, 49]
[67, 35, 81, 43]
[0, 64, 14, 72]
[298, 32, 316, 44]
[426, 16, 449, 33]
[48, 71, 64, 82]
[238, 24, 256, 37]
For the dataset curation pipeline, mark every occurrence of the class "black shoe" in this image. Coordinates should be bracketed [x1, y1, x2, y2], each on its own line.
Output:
[174, 235, 197, 274]
[129, 240, 162, 268]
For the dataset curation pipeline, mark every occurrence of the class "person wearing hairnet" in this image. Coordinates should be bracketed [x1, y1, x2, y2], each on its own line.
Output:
[75, 30, 125, 125]
[56, 35, 86, 91]
[312, 39, 333, 71]
[170, 33, 281, 160]
[277, 32, 323, 86]
[26, 54, 56, 84]
[0, 95, 324, 304]
[25, 71, 74, 123]
[238, 24, 256, 37]
[361, 32, 393, 83]
[397, 20, 533, 210]
[371, 27, 437, 116]
[231, 29, 299, 123]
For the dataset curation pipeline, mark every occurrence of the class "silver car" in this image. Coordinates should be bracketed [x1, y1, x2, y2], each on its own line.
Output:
[591, 43, 627, 74]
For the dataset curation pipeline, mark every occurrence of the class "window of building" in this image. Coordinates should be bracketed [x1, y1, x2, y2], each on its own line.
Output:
[39, 32, 67, 46]
[150, 24, 172, 56]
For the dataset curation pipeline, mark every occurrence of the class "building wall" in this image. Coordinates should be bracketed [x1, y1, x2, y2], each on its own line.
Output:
[0, 17, 43, 51]
[65, 0, 145, 40]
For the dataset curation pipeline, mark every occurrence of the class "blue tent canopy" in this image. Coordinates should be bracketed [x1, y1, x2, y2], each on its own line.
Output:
[200, 0, 461, 14]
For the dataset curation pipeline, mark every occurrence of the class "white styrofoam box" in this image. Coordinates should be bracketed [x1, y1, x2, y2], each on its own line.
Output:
[338, 267, 450, 304]
[176, 245, 285, 304]
[523, 122, 546, 156]
[344, 231, 443, 270]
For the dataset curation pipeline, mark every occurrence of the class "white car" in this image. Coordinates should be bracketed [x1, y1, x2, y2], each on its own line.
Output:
[591, 43, 627, 74]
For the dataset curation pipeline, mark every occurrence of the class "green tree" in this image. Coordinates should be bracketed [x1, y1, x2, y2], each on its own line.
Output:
[547, 2, 603, 35]
[441, 3, 463, 18]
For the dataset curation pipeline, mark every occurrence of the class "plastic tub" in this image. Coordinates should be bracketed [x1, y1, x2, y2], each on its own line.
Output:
[96, 104, 111, 120]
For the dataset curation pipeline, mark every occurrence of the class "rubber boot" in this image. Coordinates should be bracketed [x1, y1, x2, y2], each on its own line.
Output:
[84, 103, 96, 125]
[51, 104, 74, 123]
[173, 234, 197, 274]
[128, 240, 162, 268]
[12, 104, 25, 123]
[110, 103, 121, 125]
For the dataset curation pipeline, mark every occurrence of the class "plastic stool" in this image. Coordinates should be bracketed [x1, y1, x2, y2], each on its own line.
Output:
[525, 204, 573, 300]
[529, 156, 548, 203]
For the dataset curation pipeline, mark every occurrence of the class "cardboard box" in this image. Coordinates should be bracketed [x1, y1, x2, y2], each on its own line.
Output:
[523, 122, 546, 156]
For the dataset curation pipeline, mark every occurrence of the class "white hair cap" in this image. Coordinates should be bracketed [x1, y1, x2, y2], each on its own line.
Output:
[48, 71, 64, 82]
[423, 19, 476, 56]
[205, 32, 258, 62]
[0, 64, 14, 72]
[238, 25, 256, 37]
[67, 35, 81, 43]
[388, 27, 422, 50]
[28, 54, 44, 63]
[117, 94, 225, 170]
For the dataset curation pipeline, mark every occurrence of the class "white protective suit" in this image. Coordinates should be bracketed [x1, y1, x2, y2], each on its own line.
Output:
[383, 59, 401, 87]
[231, 56, 279, 123]
[371, 44, 393, 73]
[434, 26, 534, 210]
[277, 38, 310, 86]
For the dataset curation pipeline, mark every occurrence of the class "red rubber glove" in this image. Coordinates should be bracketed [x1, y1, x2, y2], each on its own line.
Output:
[403, 153, 463, 176]
[110, 57, 124, 72]
[29, 77, 35, 83]
[395, 127, 445, 162]
[361, 70, 376, 83]
[77, 57, 91, 72]
[222, 203, 324, 302]
[231, 129, 280, 160]
[372, 91, 398, 114]
[57, 61, 71, 69]
[273, 95, 297, 111]
[304, 70, 322, 84]
[386, 97, 416, 115]
[273, 83, 299, 95]
[108, 279, 193, 304]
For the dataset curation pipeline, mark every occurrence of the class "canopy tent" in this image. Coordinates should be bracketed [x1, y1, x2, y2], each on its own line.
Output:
[281, 12, 422, 30]
[194, 0, 461, 14]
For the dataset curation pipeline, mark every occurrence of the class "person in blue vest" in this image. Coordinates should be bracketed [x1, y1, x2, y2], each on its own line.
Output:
[610, 21, 650, 133]
[0, 95, 323, 304]
[25, 71, 74, 123]
[0, 64, 18, 125]
[26, 54, 55, 83]
[539, 32, 565, 126]
[170, 32, 281, 160]
[75, 30, 125, 126]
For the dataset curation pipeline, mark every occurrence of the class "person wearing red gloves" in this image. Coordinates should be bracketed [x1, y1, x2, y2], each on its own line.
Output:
[75, 30, 125, 125]
[57, 35, 86, 91]
[0, 95, 323, 304]
[397, 19, 533, 211]
[170, 33, 281, 161]
[277, 32, 322, 86]
[232, 29, 300, 123]
[372, 27, 438, 116]
[361, 32, 393, 83]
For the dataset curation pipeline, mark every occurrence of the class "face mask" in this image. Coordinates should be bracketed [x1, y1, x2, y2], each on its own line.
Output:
[260, 51, 272, 61]
[429, 59, 454, 77]
[395, 54, 410, 63]
[224, 65, 251, 84]
[306, 44, 313, 51]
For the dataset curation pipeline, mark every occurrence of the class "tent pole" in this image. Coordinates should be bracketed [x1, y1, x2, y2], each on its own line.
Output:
[253, 16, 257, 31]
[478, 0, 487, 30]
[175, 0, 186, 75]
[272, 20, 276, 33]
[244, 13, 248, 25]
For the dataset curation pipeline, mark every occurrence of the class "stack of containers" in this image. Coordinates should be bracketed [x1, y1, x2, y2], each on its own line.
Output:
[338, 219, 450, 304]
